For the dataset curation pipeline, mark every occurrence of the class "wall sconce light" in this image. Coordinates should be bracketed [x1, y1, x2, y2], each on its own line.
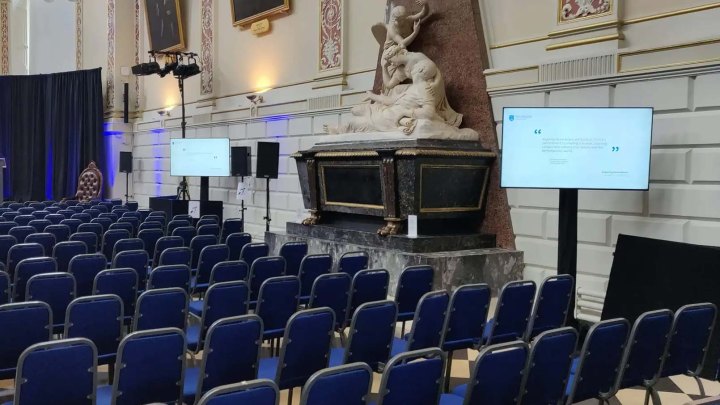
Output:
[158, 105, 176, 118]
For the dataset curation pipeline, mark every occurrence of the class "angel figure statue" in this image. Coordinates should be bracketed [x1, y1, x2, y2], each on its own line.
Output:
[372, 0, 430, 51]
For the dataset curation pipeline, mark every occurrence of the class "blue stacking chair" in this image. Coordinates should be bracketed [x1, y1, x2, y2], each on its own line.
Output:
[28, 219, 51, 233]
[565, 318, 630, 405]
[118, 217, 140, 236]
[257, 276, 300, 346]
[187, 281, 251, 354]
[46, 206, 61, 214]
[189, 273, 249, 317]
[14, 215, 35, 226]
[613, 310, 673, 405]
[167, 220, 191, 236]
[172, 214, 192, 222]
[28, 202, 46, 211]
[338, 251, 369, 278]
[68, 253, 107, 297]
[258, 308, 335, 405]
[83, 209, 101, 219]
[101, 229, 130, 261]
[45, 224, 71, 243]
[192, 244, 230, 294]
[330, 300, 397, 371]
[97, 328, 186, 405]
[395, 265, 434, 334]
[227, 232, 252, 261]
[198, 224, 221, 239]
[13, 257, 56, 302]
[146, 215, 166, 230]
[93, 268, 138, 324]
[1, 212, 19, 222]
[0, 271, 9, 304]
[173, 226, 197, 247]
[377, 348, 445, 405]
[249, 256, 286, 306]
[65, 294, 124, 367]
[121, 210, 141, 220]
[197, 380, 279, 405]
[153, 236, 184, 267]
[220, 218, 244, 243]
[0, 234, 17, 266]
[18, 207, 35, 216]
[60, 218, 82, 233]
[7, 243, 44, 280]
[190, 235, 218, 270]
[138, 220, 163, 233]
[9, 226, 36, 244]
[309, 273, 352, 332]
[301, 363, 373, 405]
[198, 217, 218, 227]
[442, 342, 529, 405]
[138, 228, 164, 261]
[137, 208, 152, 221]
[68, 206, 84, 214]
[133, 287, 188, 332]
[44, 213, 65, 225]
[526, 275, 574, 341]
[209, 260, 249, 284]
[13, 338, 97, 405]
[30, 210, 50, 220]
[148, 264, 191, 292]
[484, 280, 537, 345]
[279, 242, 308, 277]
[518, 327, 578, 405]
[52, 241, 87, 273]
[159, 247, 193, 269]
[91, 217, 112, 233]
[78, 222, 104, 245]
[26, 273, 76, 333]
[391, 290, 449, 357]
[69, 232, 98, 252]
[112, 238, 145, 259]
[57, 210, 74, 220]
[98, 212, 118, 222]
[0, 221, 18, 236]
[0, 302, 52, 379]
[655, 303, 717, 398]
[71, 213, 92, 224]
[111, 207, 129, 216]
[241, 242, 270, 268]
[112, 250, 149, 288]
[184, 315, 263, 404]
[8, 203, 23, 211]
[347, 269, 390, 324]
[24, 233, 56, 256]
[298, 254, 332, 305]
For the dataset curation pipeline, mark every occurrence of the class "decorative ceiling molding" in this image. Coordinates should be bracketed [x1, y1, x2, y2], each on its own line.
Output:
[75, 0, 82, 70]
[106, 0, 116, 111]
[200, 0, 214, 96]
[0, 0, 8, 75]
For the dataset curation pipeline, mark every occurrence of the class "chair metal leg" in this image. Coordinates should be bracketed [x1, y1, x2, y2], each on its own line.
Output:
[693, 375, 706, 396]
[644, 389, 650, 405]
[288, 387, 293, 405]
[444, 352, 453, 392]
[401, 321, 406, 337]
[648, 386, 662, 405]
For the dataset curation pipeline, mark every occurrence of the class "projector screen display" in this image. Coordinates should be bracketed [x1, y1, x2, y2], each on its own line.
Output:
[501, 107, 653, 190]
[170, 138, 231, 177]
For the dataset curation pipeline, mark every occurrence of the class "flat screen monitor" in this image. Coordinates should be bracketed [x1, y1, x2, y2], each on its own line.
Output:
[170, 138, 231, 177]
[501, 107, 653, 190]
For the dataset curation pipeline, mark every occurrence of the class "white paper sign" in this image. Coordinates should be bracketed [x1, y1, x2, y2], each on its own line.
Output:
[408, 215, 418, 238]
[236, 177, 254, 200]
[188, 201, 201, 219]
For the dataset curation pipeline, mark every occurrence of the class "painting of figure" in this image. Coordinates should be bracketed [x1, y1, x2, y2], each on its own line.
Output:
[231, 0, 290, 27]
[144, 0, 185, 51]
[559, 0, 612, 22]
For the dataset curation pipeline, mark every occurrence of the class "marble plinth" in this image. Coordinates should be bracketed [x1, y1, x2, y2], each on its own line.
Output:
[266, 225, 524, 295]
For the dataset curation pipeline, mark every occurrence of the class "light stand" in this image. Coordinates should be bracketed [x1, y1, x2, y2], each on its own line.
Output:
[176, 76, 191, 200]
[263, 178, 271, 232]
[240, 176, 247, 225]
[124, 172, 130, 204]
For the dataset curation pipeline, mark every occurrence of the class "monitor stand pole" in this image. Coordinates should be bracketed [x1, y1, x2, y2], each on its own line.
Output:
[263, 178, 271, 232]
[557, 188, 578, 327]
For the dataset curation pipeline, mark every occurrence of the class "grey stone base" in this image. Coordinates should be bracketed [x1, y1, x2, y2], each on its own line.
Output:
[265, 230, 524, 295]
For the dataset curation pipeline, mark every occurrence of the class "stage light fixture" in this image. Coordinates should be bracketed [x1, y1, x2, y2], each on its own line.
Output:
[131, 61, 160, 76]
[174, 55, 200, 79]
[159, 61, 179, 78]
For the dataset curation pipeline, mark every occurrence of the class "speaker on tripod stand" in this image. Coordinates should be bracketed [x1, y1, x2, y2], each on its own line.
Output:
[119, 151, 133, 204]
[231, 146, 251, 225]
[257, 142, 279, 232]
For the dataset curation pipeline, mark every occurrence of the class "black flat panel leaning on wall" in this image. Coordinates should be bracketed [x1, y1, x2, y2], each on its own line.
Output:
[119, 152, 133, 173]
[602, 234, 720, 378]
[231, 146, 251, 177]
[256, 142, 279, 179]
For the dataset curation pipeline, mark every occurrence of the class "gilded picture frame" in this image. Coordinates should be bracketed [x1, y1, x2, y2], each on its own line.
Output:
[143, 0, 186, 52]
[231, 0, 291, 27]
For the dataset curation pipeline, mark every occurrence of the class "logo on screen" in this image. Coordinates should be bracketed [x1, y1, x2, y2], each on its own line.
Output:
[509, 115, 515, 122]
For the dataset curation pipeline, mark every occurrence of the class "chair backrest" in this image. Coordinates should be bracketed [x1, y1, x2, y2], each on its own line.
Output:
[210, 260, 250, 284]
[148, 264, 191, 292]
[195, 244, 230, 287]
[338, 251, 369, 278]
[31, 210, 49, 219]
[661, 303, 717, 378]
[346, 300, 398, 372]
[172, 226, 197, 247]
[198, 224, 221, 239]
[441, 283, 491, 352]
[249, 256, 286, 302]
[13, 257, 56, 302]
[44, 214, 65, 225]
[27, 219, 51, 233]
[64, 294, 124, 359]
[196, 281, 251, 347]
[101, 229, 131, 260]
[90, 217, 112, 232]
[310, 273, 352, 331]
[77, 222, 103, 245]
[159, 246, 192, 268]
[133, 287, 188, 332]
[70, 213, 92, 224]
[220, 218, 244, 243]
[0, 302, 52, 378]
[24, 233, 56, 256]
[486, 280, 537, 345]
[14, 215, 35, 227]
[153, 236, 184, 266]
[519, 327, 577, 405]
[526, 274, 574, 341]
[138, 228, 164, 259]
[69, 232, 98, 252]
[9, 226, 36, 244]
[617, 309, 673, 391]
[406, 290, 449, 351]
[73, 161, 103, 201]
[112, 249, 149, 286]
[347, 269, 390, 322]
[190, 235, 219, 269]
[241, 242, 270, 268]
[7, 243, 45, 278]
[0, 221, 18, 237]
[301, 363, 373, 405]
[111, 328, 185, 405]
[60, 218, 82, 233]
[171, 215, 192, 223]
[462, 341, 529, 405]
[376, 348, 445, 405]
[566, 318, 630, 404]
[98, 212, 118, 222]
[395, 265, 434, 319]
[256, 276, 300, 337]
[26, 273, 76, 328]
[279, 242, 308, 277]
[118, 217, 139, 236]
[0, 271, 9, 304]
[93, 268, 138, 318]
[52, 241, 88, 273]
[227, 232, 252, 261]
[14, 338, 97, 405]
[199, 215, 219, 225]
[197, 380, 279, 405]
[299, 254, 332, 298]
[193, 315, 263, 403]
[0, 235, 17, 265]
[68, 253, 107, 297]
[275, 308, 335, 390]
[44, 224, 71, 243]
[112, 238, 145, 259]
[138, 220, 163, 232]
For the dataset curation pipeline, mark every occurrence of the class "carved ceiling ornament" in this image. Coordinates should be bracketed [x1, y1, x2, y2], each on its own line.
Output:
[559, 0, 612, 23]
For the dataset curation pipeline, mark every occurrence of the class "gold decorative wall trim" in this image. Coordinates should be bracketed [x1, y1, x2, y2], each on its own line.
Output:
[485, 66, 539, 76]
[548, 20, 620, 38]
[396, 149, 497, 158]
[617, 38, 720, 73]
[546, 33, 623, 51]
[490, 36, 547, 50]
[315, 151, 379, 158]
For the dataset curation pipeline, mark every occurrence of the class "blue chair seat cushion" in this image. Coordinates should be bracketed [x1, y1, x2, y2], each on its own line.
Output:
[97, 385, 112, 405]
[329, 347, 345, 367]
[183, 366, 200, 402]
[263, 328, 284, 340]
[452, 383, 468, 398]
[189, 300, 203, 317]
[190, 276, 209, 292]
[439, 393, 464, 405]
[397, 311, 414, 322]
[258, 356, 279, 380]
[187, 324, 201, 352]
[442, 337, 480, 352]
[391, 337, 408, 357]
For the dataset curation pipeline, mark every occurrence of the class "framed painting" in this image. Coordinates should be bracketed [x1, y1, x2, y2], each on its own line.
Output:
[144, 0, 186, 52]
[231, 0, 291, 27]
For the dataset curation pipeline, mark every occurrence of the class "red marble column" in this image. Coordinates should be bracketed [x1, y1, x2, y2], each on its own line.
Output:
[375, 0, 515, 249]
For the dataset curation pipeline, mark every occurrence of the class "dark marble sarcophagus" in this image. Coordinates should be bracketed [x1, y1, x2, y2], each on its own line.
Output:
[292, 139, 497, 236]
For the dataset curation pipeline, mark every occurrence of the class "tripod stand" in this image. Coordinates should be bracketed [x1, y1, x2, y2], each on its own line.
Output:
[176, 76, 190, 200]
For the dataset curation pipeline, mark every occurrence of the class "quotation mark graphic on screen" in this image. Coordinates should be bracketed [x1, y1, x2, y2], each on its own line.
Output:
[612, 146, 620, 152]
[534, 129, 542, 134]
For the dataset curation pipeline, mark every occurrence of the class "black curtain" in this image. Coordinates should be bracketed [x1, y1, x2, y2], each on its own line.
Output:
[0, 68, 105, 201]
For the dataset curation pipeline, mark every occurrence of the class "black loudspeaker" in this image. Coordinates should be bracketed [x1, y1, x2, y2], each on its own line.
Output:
[231, 146, 252, 177]
[123, 82, 129, 124]
[119, 151, 133, 173]
[256, 142, 280, 179]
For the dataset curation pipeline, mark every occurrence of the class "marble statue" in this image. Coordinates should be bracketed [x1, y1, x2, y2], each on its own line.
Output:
[324, 0, 478, 141]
